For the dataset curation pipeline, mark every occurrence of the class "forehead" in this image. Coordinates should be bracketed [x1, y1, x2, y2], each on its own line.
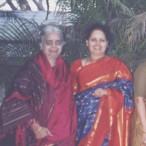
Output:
[90, 29, 106, 37]
[42, 32, 62, 40]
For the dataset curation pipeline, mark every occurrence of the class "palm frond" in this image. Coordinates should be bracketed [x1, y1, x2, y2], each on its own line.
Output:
[0, 11, 40, 84]
[0, 11, 40, 65]
[125, 12, 146, 46]
[110, 0, 134, 17]
[110, 11, 146, 48]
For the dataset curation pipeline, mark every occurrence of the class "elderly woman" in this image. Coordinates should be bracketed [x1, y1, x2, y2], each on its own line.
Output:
[70, 23, 133, 146]
[0, 24, 76, 146]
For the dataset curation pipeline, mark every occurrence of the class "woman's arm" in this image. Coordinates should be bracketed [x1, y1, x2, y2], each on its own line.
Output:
[134, 61, 146, 145]
[135, 96, 146, 146]
[134, 62, 146, 130]
[93, 59, 133, 113]
[135, 96, 146, 131]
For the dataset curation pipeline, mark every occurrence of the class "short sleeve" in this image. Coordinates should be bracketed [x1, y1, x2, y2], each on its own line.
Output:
[134, 61, 146, 98]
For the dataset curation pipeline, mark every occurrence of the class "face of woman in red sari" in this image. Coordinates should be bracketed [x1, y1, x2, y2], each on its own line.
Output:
[41, 32, 63, 62]
[86, 29, 108, 59]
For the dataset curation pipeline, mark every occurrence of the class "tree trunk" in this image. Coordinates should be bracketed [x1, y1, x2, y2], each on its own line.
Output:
[6, 0, 18, 10]
[32, 0, 46, 11]
[0, 2, 7, 8]
[19, 0, 31, 10]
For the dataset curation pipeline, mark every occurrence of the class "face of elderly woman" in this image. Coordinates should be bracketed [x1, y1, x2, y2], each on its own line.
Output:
[41, 32, 63, 61]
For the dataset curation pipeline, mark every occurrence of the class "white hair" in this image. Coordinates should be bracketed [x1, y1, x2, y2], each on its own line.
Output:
[40, 24, 64, 41]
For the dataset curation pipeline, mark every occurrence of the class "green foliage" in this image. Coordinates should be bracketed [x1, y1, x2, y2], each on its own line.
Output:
[0, 11, 40, 84]
[57, 0, 146, 71]
[125, 0, 146, 14]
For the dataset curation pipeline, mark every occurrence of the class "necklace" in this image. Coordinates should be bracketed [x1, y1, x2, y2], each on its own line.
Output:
[88, 57, 97, 62]
[85, 57, 96, 65]
[86, 55, 105, 64]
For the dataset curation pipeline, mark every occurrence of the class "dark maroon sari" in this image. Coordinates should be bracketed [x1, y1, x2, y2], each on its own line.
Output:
[0, 52, 77, 146]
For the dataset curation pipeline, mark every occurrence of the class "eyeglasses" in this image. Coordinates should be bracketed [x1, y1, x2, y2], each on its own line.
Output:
[45, 40, 65, 46]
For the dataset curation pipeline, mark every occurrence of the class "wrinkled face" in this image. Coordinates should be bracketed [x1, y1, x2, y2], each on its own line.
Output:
[41, 32, 63, 61]
[86, 29, 108, 58]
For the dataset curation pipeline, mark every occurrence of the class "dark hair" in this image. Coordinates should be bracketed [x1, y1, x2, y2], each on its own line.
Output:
[85, 23, 112, 44]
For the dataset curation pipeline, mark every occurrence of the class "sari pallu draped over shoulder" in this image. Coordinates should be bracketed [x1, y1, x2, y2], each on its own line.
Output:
[0, 52, 76, 146]
[70, 56, 133, 146]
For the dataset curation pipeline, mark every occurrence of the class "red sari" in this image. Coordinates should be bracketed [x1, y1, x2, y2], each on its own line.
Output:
[70, 56, 133, 146]
[0, 52, 77, 146]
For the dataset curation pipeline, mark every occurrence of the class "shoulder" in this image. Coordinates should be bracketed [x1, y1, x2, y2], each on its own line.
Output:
[106, 56, 132, 74]
[136, 60, 146, 71]
[70, 59, 83, 75]
[71, 59, 81, 68]
[16, 57, 38, 76]
[134, 60, 146, 77]
[106, 56, 127, 66]
[107, 56, 123, 62]
[22, 58, 37, 70]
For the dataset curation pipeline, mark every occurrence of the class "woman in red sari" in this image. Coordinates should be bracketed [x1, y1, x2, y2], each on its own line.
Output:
[0, 24, 76, 146]
[70, 23, 133, 146]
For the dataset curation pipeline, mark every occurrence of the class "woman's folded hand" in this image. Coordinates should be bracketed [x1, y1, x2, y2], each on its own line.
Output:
[33, 125, 53, 139]
[30, 120, 53, 139]
[93, 88, 108, 97]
